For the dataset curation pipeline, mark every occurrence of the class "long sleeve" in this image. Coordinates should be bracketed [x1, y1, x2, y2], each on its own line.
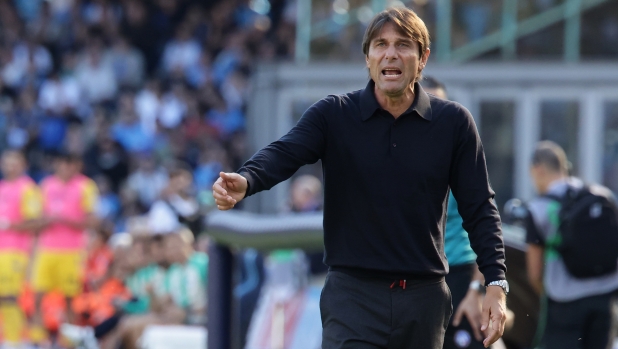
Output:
[448, 104, 506, 284]
[238, 98, 329, 197]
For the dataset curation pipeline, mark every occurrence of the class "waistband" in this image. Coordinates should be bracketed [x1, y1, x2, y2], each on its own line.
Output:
[329, 266, 445, 283]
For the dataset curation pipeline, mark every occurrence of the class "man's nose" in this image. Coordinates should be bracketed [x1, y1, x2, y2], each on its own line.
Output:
[384, 44, 397, 60]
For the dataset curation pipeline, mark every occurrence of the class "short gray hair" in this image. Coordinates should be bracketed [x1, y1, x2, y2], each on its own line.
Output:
[531, 141, 569, 174]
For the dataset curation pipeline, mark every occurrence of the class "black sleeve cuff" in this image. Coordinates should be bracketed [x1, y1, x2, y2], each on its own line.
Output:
[237, 170, 254, 198]
[482, 268, 507, 286]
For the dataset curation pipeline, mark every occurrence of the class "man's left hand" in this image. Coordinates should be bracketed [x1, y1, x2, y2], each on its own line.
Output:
[480, 285, 507, 348]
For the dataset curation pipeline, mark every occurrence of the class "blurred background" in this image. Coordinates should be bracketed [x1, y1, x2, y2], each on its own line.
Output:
[0, 0, 617, 348]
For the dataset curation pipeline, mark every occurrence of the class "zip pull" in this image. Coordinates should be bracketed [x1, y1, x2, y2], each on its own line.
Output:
[399, 280, 406, 290]
[390, 281, 396, 289]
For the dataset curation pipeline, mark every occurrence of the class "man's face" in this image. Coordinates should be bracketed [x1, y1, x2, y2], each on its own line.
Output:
[365, 22, 430, 98]
[170, 173, 193, 194]
[164, 234, 189, 264]
[1, 154, 25, 180]
[55, 159, 81, 180]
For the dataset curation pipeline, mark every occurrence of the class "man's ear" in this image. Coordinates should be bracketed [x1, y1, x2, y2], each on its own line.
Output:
[365, 55, 370, 68]
[420, 48, 430, 69]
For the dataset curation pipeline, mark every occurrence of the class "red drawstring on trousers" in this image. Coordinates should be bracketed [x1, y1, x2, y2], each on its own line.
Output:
[390, 280, 406, 289]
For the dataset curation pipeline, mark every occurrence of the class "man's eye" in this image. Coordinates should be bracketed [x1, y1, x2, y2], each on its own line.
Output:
[399, 43, 409, 47]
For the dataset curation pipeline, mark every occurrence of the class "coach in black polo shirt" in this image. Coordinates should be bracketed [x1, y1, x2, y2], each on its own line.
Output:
[213, 6, 507, 349]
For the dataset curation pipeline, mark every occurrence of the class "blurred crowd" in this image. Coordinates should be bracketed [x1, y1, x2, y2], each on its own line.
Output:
[0, 0, 298, 347]
[0, 0, 298, 235]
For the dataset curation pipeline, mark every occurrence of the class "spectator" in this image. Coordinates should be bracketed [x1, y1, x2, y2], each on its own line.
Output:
[205, 91, 245, 139]
[36, 110, 69, 153]
[7, 88, 42, 150]
[193, 143, 229, 192]
[220, 69, 248, 111]
[161, 23, 202, 76]
[185, 51, 212, 89]
[211, 32, 246, 85]
[101, 231, 206, 349]
[10, 37, 54, 87]
[162, 230, 208, 325]
[84, 222, 115, 293]
[75, 38, 118, 104]
[120, 232, 204, 346]
[106, 35, 145, 89]
[134, 78, 162, 135]
[111, 93, 154, 153]
[80, 0, 122, 28]
[95, 175, 122, 221]
[26, 1, 65, 48]
[120, 0, 160, 74]
[83, 132, 130, 193]
[37, 67, 81, 116]
[126, 154, 168, 209]
[158, 82, 188, 130]
[147, 167, 202, 237]
[287, 174, 323, 213]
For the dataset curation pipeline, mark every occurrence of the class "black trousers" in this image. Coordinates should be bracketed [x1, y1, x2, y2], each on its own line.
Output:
[542, 291, 618, 349]
[443, 263, 486, 349]
[320, 270, 452, 349]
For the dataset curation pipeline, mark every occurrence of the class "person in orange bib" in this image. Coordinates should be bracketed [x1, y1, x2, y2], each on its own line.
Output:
[0, 150, 43, 347]
[31, 152, 99, 342]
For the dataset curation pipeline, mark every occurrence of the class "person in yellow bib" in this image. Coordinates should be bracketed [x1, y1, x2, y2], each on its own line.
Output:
[31, 152, 99, 343]
[0, 150, 43, 347]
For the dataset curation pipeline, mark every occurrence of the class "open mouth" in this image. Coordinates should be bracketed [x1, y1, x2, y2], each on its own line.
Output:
[382, 68, 402, 77]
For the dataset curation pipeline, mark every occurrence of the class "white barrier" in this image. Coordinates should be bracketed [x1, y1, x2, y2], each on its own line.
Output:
[139, 325, 207, 349]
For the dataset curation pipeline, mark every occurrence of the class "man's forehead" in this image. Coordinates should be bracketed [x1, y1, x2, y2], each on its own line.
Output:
[371, 22, 413, 42]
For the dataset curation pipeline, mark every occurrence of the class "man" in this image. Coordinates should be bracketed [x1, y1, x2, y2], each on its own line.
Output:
[0, 150, 42, 348]
[526, 141, 618, 349]
[147, 167, 202, 237]
[102, 231, 206, 349]
[213, 7, 507, 349]
[31, 153, 99, 341]
[288, 174, 323, 213]
[421, 77, 488, 349]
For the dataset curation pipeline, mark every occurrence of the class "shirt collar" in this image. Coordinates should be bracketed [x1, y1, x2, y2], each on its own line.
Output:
[546, 177, 583, 195]
[359, 79, 433, 121]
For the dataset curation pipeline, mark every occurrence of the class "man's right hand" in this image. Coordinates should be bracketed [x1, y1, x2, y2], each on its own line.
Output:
[212, 172, 248, 210]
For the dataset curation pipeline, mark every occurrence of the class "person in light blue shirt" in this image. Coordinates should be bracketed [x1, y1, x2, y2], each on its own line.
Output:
[444, 191, 477, 266]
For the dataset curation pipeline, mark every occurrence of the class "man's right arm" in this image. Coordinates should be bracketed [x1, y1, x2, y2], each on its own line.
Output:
[213, 99, 329, 210]
[237, 99, 329, 197]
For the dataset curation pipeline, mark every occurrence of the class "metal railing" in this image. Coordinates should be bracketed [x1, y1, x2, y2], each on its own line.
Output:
[295, 0, 612, 64]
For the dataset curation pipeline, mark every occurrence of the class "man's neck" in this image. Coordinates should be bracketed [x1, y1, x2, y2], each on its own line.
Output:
[3, 174, 21, 182]
[58, 174, 76, 183]
[374, 84, 415, 119]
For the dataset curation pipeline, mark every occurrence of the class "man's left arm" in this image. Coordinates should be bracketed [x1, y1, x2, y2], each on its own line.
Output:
[448, 104, 506, 348]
